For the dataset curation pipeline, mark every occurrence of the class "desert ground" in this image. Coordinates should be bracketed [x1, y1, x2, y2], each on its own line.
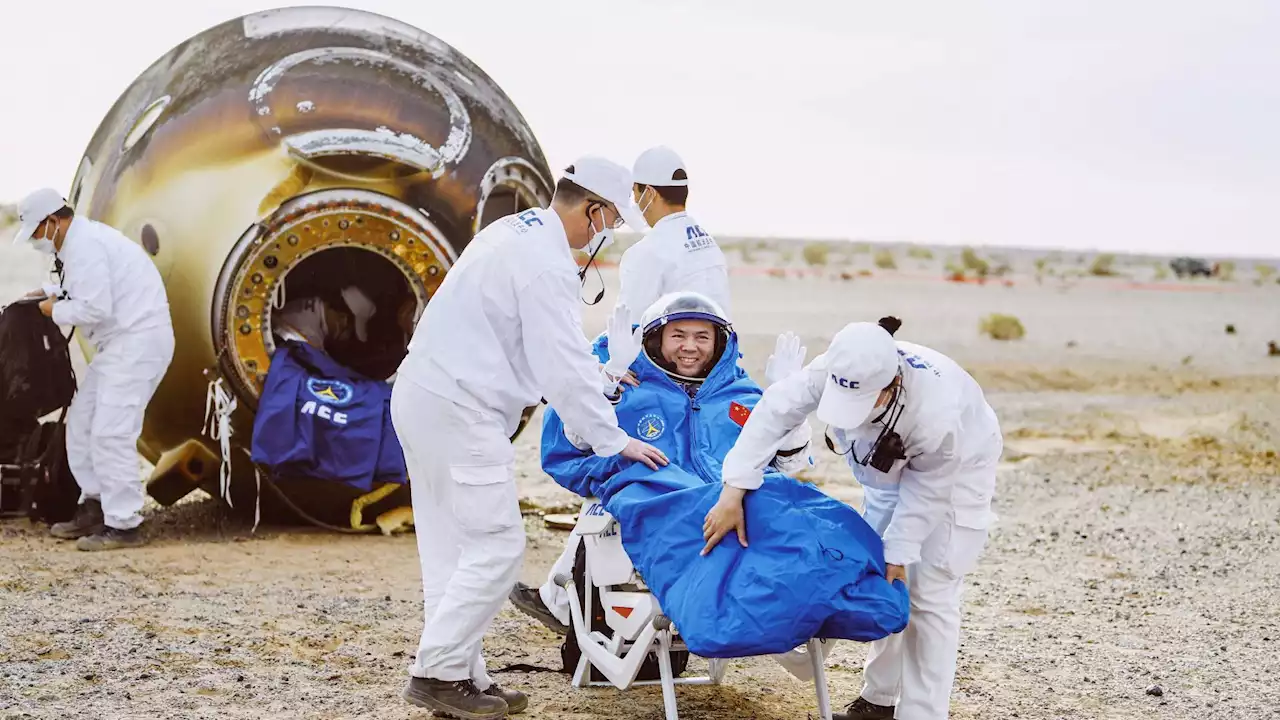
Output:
[2, 237, 1279, 720]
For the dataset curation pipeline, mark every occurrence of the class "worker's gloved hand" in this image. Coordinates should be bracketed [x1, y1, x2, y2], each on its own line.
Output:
[764, 331, 806, 386]
[602, 303, 643, 395]
[701, 485, 748, 556]
[620, 438, 668, 470]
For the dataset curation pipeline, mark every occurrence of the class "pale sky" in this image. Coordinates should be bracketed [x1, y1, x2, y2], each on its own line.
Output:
[2, 0, 1277, 257]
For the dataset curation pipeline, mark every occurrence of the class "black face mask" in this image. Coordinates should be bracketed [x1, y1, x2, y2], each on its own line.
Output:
[824, 381, 907, 473]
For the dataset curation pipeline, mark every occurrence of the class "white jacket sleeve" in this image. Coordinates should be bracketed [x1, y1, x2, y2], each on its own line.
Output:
[517, 269, 630, 458]
[50, 240, 112, 328]
[721, 362, 824, 490]
[881, 422, 963, 566]
[617, 246, 665, 323]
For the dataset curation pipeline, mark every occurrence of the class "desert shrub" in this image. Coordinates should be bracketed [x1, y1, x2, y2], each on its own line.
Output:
[858, 269, 873, 277]
[1256, 264, 1276, 282]
[992, 264, 1013, 277]
[1034, 257, 1049, 273]
[1089, 254, 1117, 276]
[874, 249, 897, 270]
[907, 246, 934, 260]
[1154, 264, 1169, 281]
[1217, 261, 1236, 281]
[961, 248, 990, 277]
[0, 205, 15, 227]
[740, 245, 756, 264]
[802, 242, 830, 266]
[980, 314, 1026, 340]
[851, 243, 871, 254]
[779, 249, 794, 263]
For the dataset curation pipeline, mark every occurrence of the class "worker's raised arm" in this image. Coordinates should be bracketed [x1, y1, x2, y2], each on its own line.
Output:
[881, 420, 963, 566]
[50, 239, 112, 328]
[721, 358, 825, 490]
[517, 269, 630, 458]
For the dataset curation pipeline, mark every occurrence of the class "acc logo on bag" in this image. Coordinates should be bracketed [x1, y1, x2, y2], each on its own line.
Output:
[637, 413, 666, 441]
[307, 378, 354, 406]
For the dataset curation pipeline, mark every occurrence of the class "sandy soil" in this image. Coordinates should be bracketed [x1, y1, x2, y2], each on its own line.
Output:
[2, 240, 1279, 719]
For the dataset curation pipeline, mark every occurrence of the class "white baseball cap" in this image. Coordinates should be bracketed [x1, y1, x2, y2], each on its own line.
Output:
[340, 285, 377, 342]
[632, 146, 688, 187]
[12, 188, 69, 246]
[562, 156, 647, 230]
[815, 322, 901, 428]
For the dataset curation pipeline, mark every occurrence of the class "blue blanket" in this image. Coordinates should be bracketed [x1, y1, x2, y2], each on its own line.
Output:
[250, 341, 406, 492]
[542, 332, 909, 657]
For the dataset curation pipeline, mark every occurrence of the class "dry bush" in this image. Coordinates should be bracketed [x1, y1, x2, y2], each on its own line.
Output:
[858, 269, 873, 277]
[1154, 264, 1170, 281]
[961, 248, 990, 277]
[1255, 264, 1276, 282]
[1217, 261, 1236, 282]
[779, 248, 795, 263]
[802, 243, 830, 266]
[980, 313, 1026, 341]
[874, 249, 897, 270]
[1089, 254, 1117, 276]
[907, 246, 934, 260]
[851, 243, 871, 254]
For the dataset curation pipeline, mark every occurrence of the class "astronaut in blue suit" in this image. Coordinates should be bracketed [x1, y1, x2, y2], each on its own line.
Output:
[508, 291, 817, 633]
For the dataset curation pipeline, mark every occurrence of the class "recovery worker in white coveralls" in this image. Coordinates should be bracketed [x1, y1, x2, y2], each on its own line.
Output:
[615, 146, 732, 322]
[708, 317, 1003, 720]
[391, 157, 669, 720]
[12, 188, 174, 551]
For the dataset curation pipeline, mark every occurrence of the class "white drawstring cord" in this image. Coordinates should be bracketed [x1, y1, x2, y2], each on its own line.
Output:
[203, 377, 238, 510]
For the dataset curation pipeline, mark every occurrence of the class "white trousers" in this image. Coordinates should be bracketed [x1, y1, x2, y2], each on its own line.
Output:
[860, 488, 989, 720]
[390, 379, 526, 687]
[65, 326, 174, 530]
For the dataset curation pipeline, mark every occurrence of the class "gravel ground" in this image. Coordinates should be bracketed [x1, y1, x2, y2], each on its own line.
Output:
[2, 242, 1278, 719]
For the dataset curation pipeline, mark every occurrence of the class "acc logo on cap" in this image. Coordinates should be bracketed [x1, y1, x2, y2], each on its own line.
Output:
[307, 378, 354, 406]
[637, 413, 666, 441]
[831, 373, 860, 389]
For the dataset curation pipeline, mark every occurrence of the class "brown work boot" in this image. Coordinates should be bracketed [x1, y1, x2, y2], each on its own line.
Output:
[50, 499, 104, 540]
[483, 683, 527, 714]
[76, 526, 148, 551]
[834, 697, 895, 720]
[404, 677, 507, 720]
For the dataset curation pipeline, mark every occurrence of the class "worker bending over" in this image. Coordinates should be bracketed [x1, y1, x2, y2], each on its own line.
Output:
[712, 317, 1003, 720]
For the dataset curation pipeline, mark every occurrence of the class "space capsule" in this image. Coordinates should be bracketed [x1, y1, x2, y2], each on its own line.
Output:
[67, 6, 553, 521]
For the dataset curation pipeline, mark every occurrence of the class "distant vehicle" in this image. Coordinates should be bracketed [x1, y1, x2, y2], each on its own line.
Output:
[1170, 257, 1214, 278]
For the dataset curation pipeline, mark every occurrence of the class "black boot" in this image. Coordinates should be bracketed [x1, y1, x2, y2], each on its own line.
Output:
[834, 697, 895, 720]
[508, 582, 568, 635]
[76, 525, 147, 551]
[50, 499, 104, 540]
[432, 683, 528, 717]
[404, 677, 507, 720]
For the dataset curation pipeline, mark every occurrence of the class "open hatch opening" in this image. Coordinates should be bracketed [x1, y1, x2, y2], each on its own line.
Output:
[272, 247, 416, 381]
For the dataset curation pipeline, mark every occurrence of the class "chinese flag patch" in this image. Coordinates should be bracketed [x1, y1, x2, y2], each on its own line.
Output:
[729, 402, 752, 427]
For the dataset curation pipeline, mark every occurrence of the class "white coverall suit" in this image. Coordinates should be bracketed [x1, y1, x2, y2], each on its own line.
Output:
[52, 217, 174, 531]
[722, 341, 1003, 720]
[615, 211, 732, 322]
[393, 207, 631, 687]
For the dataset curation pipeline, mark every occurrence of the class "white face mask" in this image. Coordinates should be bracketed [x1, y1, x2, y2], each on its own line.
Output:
[29, 221, 58, 256]
[585, 205, 615, 257]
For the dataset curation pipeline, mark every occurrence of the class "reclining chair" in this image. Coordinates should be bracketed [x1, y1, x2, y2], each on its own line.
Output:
[556, 497, 836, 720]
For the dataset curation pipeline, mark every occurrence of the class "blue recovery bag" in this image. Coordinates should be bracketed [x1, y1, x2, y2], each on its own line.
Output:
[601, 465, 910, 657]
[250, 341, 406, 492]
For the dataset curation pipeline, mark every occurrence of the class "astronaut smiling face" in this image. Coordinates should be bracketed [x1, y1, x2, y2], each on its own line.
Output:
[660, 319, 716, 379]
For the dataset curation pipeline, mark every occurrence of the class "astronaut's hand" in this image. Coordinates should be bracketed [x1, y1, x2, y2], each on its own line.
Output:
[603, 303, 643, 387]
[701, 485, 748, 556]
[38, 297, 56, 317]
[886, 563, 907, 586]
[764, 331, 806, 386]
